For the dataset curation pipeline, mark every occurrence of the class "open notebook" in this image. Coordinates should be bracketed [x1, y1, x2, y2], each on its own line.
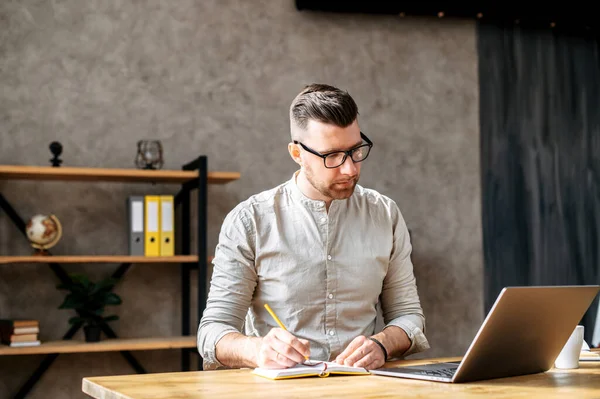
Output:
[252, 359, 370, 380]
[580, 350, 600, 361]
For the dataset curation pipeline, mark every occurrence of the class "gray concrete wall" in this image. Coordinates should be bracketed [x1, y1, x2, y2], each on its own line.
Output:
[0, 1, 482, 397]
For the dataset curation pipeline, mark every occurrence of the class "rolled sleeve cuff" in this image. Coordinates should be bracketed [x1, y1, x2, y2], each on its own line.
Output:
[198, 325, 239, 370]
[384, 316, 430, 358]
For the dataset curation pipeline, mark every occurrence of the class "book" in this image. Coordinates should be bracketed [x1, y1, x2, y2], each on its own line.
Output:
[0, 319, 38, 328]
[10, 326, 39, 335]
[252, 359, 370, 380]
[3, 333, 38, 343]
[7, 340, 40, 347]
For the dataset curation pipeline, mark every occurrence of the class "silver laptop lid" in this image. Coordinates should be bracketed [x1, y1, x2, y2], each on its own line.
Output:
[452, 285, 600, 383]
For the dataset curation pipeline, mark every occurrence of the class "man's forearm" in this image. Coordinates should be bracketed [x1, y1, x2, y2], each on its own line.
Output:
[214, 332, 262, 368]
[371, 326, 411, 360]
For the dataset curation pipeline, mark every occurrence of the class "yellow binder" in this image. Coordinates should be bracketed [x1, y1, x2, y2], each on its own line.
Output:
[159, 195, 174, 256]
[144, 195, 160, 256]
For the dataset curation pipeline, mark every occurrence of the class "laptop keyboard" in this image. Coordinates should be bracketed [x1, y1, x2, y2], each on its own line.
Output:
[414, 368, 457, 378]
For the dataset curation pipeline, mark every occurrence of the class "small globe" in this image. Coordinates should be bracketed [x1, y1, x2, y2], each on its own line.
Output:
[26, 214, 62, 252]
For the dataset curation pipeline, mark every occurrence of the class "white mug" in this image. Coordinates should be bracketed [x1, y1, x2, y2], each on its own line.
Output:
[555, 325, 584, 369]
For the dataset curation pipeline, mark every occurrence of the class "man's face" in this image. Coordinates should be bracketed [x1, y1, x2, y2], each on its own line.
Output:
[299, 119, 363, 201]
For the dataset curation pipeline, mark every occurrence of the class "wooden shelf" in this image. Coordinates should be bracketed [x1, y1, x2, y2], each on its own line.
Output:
[0, 336, 196, 355]
[0, 165, 240, 184]
[0, 255, 205, 264]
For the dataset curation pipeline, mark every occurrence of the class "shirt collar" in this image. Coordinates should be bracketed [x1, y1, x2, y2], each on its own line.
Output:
[288, 170, 327, 208]
[288, 170, 355, 210]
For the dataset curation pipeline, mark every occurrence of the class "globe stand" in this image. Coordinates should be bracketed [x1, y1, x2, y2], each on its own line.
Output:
[31, 247, 51, 256]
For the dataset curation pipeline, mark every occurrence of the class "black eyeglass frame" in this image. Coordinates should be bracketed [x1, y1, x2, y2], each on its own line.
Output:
[293, 132, 374, 169]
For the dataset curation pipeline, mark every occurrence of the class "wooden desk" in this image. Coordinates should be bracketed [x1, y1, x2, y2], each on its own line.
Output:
[82, 357, 600, 398]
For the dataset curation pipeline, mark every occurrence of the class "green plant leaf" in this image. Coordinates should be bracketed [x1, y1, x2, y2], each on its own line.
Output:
[69, 274, 91, 288]
[58, 294, 85, 309]
[57, 273, 122, 325]
[90, 279, 114, 295]
[104, 293, 122, 305]
[103, 315, 119, 322]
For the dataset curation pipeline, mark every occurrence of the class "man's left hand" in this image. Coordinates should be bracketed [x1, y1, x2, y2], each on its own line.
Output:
[334, 335, 385, 370]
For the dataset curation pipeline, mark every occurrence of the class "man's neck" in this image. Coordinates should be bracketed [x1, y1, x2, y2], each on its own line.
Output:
[295, 170, 332, 211]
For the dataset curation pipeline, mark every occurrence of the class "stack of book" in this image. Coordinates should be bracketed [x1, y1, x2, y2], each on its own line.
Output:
[0, 319, 41, 347]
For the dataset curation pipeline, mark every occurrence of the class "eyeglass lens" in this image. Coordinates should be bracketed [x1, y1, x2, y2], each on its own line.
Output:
[325, 145, 370, 168]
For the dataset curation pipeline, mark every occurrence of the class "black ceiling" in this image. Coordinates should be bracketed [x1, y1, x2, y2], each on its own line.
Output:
[294, 2, 599, 30]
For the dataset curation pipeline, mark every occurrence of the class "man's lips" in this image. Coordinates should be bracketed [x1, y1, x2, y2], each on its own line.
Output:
[334, 179, 355, 185]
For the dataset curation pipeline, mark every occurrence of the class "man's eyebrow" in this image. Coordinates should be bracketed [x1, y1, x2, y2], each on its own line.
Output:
[321, 140, 364, 154]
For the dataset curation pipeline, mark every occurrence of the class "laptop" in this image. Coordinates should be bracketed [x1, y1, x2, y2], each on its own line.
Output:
[370, 285, 600, 383]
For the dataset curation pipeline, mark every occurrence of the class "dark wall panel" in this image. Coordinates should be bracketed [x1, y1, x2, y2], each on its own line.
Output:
[478, 21, 600, 344]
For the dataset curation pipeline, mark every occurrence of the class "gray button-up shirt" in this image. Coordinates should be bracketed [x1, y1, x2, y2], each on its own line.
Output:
[198, 171, 430, 370]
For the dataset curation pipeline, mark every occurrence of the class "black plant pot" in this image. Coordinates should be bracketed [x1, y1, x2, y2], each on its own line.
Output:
[84, 325, 102, 342]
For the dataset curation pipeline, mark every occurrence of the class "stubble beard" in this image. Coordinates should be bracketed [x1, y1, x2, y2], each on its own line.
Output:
[304, 165, 358, 200]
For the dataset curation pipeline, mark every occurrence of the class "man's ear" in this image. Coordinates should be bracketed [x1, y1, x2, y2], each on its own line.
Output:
[288, 142, 302, 166]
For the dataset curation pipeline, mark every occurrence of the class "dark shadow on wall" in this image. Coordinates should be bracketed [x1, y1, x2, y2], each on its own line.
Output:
[477, 21, 600, 345]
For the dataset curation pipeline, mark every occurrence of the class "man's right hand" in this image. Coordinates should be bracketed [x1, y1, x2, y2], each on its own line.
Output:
[256, 328, 310, 369]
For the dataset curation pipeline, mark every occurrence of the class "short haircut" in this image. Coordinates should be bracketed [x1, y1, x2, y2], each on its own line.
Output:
[289, 83, 359, 140]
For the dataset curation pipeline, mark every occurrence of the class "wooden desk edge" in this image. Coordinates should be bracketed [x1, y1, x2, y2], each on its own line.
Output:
[83, 378, 129, 399]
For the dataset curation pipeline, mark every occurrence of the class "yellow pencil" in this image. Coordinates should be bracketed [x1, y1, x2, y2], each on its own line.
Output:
[264, 303, 288, 330]
[264, 303, 309, 361]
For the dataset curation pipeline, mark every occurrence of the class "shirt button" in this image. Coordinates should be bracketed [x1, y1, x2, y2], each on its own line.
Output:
[329, 330, 335, 336]
[321, 217, 327, 223]
[328, 293, 333, 299]
[327, 255, 332, 260]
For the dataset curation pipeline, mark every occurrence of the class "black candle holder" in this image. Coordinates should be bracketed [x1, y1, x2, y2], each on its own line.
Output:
[49, 141, 63, 167]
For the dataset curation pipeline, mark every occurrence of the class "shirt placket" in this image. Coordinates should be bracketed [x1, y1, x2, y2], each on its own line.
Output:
[319, 203, 340, 357]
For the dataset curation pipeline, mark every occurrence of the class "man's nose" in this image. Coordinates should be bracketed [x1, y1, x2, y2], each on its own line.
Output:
[339, 155, 358, 175]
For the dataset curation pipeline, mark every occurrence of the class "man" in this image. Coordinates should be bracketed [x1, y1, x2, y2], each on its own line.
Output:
[198, 83, 429, 371]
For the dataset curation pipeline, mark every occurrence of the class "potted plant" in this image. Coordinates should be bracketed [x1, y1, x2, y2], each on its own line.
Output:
[57, 273, 122, 342]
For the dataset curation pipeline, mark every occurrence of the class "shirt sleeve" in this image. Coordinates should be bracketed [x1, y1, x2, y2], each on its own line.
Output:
[380, 202, 430, 357]
[197, 206, 257, 370]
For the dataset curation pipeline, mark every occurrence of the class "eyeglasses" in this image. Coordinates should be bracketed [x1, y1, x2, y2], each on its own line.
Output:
[293, 132, 373, 169]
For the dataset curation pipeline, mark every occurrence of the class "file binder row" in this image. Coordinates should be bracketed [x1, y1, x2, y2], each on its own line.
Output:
[127, 195, 174, 256]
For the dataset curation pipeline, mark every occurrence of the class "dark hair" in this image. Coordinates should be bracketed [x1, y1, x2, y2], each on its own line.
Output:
[290, 83, 359, 137]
